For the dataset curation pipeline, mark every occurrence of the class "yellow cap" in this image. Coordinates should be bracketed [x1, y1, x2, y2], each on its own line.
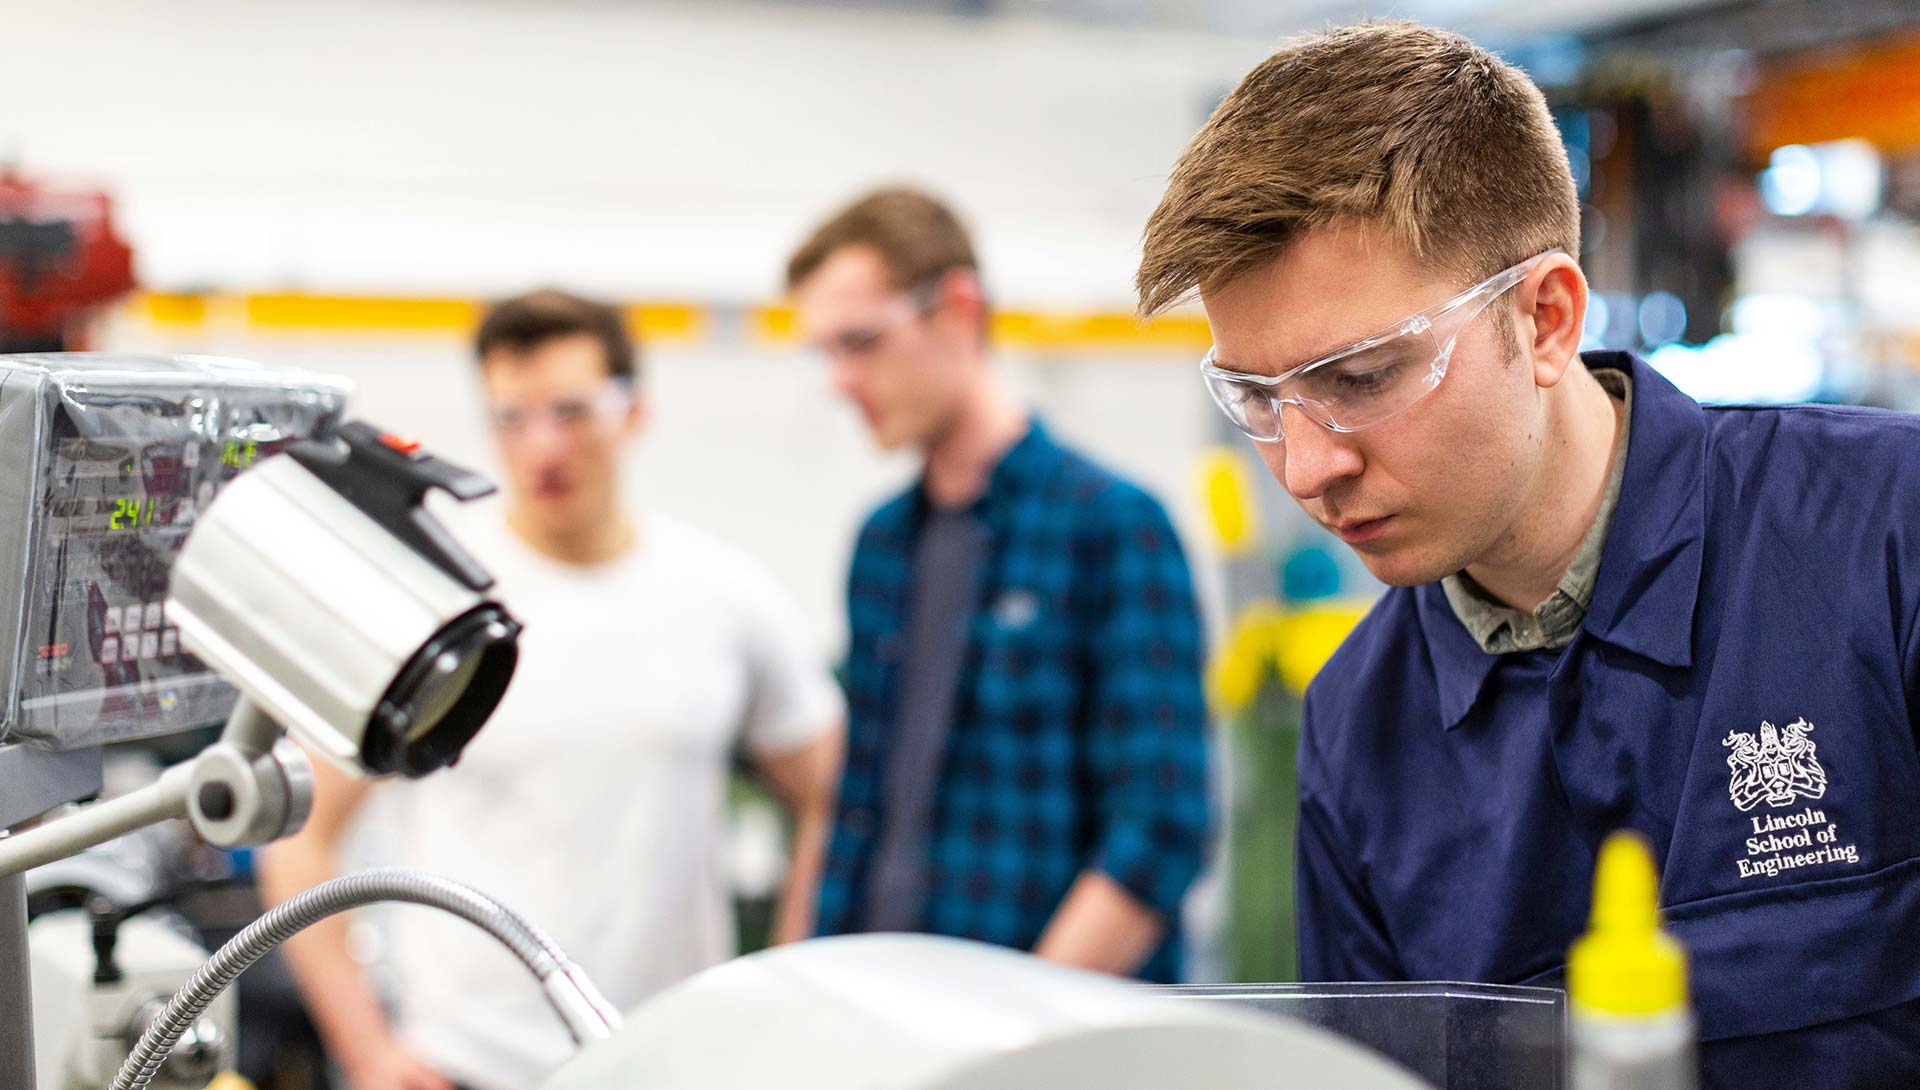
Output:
[1567, 831, 1689, 1016]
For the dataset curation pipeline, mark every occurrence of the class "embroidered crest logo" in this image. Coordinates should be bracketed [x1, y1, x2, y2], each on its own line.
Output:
[1723, 718, 1827, 812]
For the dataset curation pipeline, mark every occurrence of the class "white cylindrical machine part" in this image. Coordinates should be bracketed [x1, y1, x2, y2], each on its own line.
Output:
[167, 455, 488, 770]
[539, 935, 1433, 1090]
[29, 910, 237, 1090]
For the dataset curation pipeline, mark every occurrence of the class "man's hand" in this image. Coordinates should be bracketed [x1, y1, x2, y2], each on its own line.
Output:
[340, 1034, 455, 1090]
[1033, 870, 1165, 976]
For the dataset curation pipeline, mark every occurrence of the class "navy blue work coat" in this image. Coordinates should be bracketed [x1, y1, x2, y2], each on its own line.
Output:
[1298, 351, 1920, 1088]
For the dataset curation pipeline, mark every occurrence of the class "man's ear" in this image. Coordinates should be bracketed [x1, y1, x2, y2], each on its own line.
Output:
[1519, 254, 1589, 389]
[621, 390, 648, 440]
[932, 267, 989, 350]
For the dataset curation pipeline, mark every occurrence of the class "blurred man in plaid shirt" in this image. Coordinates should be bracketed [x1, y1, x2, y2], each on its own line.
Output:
[786, 188, 1212, 982]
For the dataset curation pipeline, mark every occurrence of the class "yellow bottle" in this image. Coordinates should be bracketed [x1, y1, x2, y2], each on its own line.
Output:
[1567, 831, 1697, 1090]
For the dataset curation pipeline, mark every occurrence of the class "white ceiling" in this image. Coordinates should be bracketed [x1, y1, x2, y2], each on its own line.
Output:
[742, 0, 1731, 40]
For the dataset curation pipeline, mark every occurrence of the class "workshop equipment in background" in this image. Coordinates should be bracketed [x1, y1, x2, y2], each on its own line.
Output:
[0, 168, 136, 353]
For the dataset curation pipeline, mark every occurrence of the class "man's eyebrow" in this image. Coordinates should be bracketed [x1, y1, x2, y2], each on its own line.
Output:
[1208, 345, 1324, 380]
[1212, 314, 1417, 378]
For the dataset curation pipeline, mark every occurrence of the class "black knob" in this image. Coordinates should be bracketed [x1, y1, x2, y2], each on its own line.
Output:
[196, 781, 236, 821]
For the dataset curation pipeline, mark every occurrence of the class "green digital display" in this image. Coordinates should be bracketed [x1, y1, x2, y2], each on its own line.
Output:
[222, 440, 259, 469]
[109, 497, 160, 531]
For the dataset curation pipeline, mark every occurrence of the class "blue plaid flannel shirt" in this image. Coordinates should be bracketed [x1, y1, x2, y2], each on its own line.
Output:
[815, 419, 1212, 982]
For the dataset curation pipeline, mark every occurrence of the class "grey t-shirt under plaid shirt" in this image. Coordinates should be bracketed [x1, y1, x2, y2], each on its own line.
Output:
[862, 505, 989, 931]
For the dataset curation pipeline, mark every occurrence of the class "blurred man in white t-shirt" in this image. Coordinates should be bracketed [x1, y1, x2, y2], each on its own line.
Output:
[259, 290, 845, 1090]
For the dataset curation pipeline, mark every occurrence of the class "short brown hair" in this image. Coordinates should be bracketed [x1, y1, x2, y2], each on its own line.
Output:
[475, 289, 637, 382]
[1137, 21, 1579, 315]
[786, 187, 979, 295]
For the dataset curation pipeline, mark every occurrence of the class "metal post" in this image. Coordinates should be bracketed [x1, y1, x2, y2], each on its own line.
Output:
[0, 865, 37, 1090]
[0, 742, 105, 1090]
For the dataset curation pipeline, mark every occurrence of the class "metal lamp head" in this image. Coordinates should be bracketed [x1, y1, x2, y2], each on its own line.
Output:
[167, 423, 521, 777]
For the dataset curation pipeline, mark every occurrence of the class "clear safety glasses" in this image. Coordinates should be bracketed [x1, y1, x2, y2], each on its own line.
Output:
[1199, 250, 1558, 443]
[488, 380, 634, 439]
[808, 282, 941, 364]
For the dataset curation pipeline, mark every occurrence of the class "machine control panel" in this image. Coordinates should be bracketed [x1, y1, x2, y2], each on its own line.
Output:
[0, 354, 348, 749]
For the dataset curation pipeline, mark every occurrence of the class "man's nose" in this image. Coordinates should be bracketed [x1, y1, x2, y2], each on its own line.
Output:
[828, 356, 862, 399]
[516, 415, 575, 458]
[1271, 404, 1364, 501]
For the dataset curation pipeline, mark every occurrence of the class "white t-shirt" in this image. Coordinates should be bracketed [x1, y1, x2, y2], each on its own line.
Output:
[357, 512, 842, 1090]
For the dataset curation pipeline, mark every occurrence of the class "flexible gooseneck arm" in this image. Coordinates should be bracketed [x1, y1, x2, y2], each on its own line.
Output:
[111, 868, 622, 1090]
